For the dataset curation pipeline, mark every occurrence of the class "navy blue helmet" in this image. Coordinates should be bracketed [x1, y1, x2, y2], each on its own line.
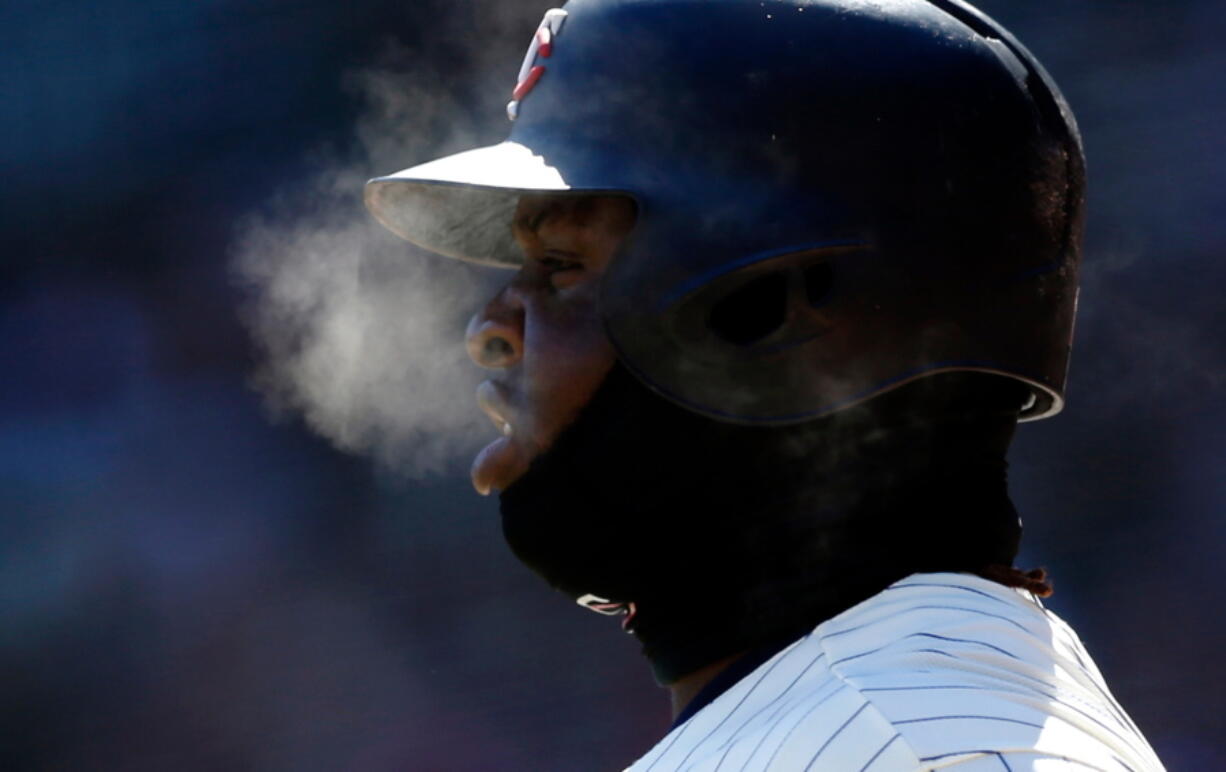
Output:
[366, 0, 1085, 424]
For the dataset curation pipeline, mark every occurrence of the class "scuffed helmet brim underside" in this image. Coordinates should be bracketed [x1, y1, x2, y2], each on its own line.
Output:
[366, 141, 625, 268]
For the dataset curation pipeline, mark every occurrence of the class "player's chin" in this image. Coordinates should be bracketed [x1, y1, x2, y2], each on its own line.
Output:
[470, 434, 533, 497]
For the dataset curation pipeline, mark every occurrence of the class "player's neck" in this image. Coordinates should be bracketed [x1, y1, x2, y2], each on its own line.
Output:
[668, 651, 744, 720]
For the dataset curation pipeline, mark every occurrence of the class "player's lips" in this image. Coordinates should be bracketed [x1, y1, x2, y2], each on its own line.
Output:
[472, 380, 528, 497]
[477, 379, 515, 437]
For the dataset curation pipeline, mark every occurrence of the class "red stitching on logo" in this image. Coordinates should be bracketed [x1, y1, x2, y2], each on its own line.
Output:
[512, 65, 546, 102]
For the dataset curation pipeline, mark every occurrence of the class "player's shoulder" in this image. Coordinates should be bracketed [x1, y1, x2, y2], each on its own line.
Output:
[817, 571, 1063, 690]
[626, 573, 1165, 771]
[818, 572, 1163, 770]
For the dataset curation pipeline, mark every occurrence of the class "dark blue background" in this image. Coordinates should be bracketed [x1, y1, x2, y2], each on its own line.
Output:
[3, 1, 1223, 769]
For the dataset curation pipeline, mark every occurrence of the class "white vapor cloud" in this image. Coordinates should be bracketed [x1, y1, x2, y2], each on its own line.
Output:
[232, 44, 512, 476]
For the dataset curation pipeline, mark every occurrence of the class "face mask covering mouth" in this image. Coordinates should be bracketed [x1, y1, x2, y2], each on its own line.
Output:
[500, 363, 1026, 684]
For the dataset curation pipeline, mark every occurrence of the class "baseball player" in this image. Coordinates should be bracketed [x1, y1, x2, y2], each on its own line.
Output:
[364, 0, 1166, 769]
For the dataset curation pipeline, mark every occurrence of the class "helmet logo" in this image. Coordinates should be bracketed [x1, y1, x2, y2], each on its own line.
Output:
[507, 8, 568, 121]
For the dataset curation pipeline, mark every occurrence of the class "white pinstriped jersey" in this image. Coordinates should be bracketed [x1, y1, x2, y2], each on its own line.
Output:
[627, 573, 1163, 772]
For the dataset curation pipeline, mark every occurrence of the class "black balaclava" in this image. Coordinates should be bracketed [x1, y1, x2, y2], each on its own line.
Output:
[500, 362, 1027, 684]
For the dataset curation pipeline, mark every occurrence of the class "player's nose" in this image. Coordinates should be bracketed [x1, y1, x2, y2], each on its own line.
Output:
[466, 283, 525, 369]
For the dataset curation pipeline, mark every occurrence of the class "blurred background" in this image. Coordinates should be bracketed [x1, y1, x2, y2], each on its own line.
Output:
[3, 0, 1223, 769]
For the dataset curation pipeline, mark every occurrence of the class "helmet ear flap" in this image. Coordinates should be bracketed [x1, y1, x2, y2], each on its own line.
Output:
[666, 243, 864, 358]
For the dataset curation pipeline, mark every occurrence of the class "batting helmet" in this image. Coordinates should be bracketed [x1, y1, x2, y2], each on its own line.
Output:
[365, 0, 1085, 424]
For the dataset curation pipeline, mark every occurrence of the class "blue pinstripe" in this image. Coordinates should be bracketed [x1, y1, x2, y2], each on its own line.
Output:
[855, 733, 902, 772]
[710, 653, 831, 770]
[793, 701, 870, 770]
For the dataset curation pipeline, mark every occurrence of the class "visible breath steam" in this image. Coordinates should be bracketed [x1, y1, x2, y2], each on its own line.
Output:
[232, 47, 508, 475]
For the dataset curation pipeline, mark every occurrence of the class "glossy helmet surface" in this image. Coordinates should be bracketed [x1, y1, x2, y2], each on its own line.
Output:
[365, 0, 1085, 423]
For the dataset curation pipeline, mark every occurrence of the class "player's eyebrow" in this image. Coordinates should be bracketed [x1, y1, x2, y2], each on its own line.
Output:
[513, 197, 573, 235]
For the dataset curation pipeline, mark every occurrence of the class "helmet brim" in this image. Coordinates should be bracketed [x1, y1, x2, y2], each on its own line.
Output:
[365, 141, 577, 267]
